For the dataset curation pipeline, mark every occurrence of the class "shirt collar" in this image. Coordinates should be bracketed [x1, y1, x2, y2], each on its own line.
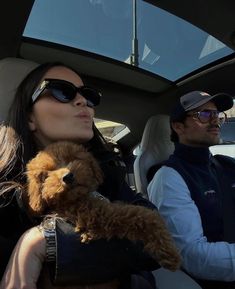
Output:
[174, 143, 211, 163]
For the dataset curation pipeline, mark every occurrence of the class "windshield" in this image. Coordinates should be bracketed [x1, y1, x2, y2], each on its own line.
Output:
[24, 0, 234, 81]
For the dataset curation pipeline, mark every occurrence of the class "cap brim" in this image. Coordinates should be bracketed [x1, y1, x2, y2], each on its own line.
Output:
[212, 93, 234, 111]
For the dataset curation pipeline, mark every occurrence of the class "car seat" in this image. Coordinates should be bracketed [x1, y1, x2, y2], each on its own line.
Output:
[0, 57, 38, 121]
[133, 114, 174, 197]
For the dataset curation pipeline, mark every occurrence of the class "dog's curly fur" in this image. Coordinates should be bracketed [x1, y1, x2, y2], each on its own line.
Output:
[26, 141, 181, 272]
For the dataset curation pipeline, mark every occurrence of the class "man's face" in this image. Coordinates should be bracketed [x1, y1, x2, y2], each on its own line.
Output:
[172, 101, 224, 147]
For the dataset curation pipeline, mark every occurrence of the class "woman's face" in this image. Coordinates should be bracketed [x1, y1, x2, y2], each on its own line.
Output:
[29, 66, 95, 147]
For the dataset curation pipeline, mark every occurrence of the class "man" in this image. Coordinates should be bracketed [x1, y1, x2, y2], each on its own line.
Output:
[148, 91, 235, 289]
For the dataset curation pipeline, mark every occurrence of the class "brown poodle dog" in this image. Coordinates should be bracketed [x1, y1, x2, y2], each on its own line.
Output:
[26, 141, 181, 281]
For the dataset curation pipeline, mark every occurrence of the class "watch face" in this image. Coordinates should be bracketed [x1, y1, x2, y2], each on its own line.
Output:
[40, 216, 57, 230]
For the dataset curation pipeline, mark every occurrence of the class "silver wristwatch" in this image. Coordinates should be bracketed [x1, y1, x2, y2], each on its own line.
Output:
[38, 216, 57, 262]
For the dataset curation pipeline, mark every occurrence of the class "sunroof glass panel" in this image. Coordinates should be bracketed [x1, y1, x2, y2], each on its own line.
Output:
[24, 0, 234, 81]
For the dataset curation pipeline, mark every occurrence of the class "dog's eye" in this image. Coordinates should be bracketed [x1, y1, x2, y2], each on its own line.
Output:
[38, 171, 48, 183]
[62, 172, 74, 184]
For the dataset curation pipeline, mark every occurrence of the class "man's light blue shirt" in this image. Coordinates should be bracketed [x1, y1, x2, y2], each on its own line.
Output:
[148, 166, 235, 281]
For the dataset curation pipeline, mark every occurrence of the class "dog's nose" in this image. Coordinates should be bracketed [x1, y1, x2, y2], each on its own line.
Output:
[63, 172, 74, 184]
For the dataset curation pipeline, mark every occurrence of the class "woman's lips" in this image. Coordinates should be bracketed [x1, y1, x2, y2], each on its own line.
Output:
[75, 111, 92, 123]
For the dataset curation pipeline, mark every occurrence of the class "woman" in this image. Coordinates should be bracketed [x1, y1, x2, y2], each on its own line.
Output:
[0, 62, 159, 288]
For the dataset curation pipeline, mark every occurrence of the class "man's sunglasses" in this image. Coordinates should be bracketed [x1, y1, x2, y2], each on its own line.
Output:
[186, 110, 227, 124]
[31, 78, 101, 107]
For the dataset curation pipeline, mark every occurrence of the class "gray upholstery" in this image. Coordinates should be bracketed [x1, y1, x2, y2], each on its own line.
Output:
[0, 57, 39, 121]
[134, 114, 174, 196]
[153, 268, 202, 289]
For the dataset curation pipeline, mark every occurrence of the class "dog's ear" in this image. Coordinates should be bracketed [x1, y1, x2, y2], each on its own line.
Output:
[27, 151, 56, 172]
[27, 170, 48, 216]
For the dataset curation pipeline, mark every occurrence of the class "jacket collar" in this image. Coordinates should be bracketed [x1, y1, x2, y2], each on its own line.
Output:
[174, 143, 211, 164]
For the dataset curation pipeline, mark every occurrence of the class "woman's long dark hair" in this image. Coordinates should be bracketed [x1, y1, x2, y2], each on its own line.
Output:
[0, 62, 113, 184]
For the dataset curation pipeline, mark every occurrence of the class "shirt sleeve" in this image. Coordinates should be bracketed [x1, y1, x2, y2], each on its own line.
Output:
[147, 166, 235, 282]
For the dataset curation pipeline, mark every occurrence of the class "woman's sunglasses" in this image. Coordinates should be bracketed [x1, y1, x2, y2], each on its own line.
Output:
[187, 110, 227, 124]
[31, 78, 101, 107]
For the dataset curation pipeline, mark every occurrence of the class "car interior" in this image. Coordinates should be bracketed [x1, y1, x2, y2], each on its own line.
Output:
[0, 0, 235, 288]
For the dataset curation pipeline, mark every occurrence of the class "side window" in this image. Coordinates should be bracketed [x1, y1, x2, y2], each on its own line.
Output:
[94, 118, 130, 143]
[210, 99, 235, 157]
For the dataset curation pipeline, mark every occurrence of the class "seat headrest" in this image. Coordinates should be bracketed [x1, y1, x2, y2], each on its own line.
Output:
[140, 114, 174, 164]
[0, 57, 39, 121]
[134, 114, 174, 196]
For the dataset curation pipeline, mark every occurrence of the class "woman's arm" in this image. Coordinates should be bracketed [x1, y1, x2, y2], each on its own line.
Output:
[0, 226, 120, 289]
[148, 166, 235, 281]
[0, 221, 157, 288]
[0, 227, 46, 289]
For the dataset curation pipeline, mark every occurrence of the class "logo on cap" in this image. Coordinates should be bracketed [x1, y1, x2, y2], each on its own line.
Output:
[200, 92, 210, 97]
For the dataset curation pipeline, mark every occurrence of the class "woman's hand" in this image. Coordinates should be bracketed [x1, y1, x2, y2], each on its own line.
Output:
[0, 226, 46, 289]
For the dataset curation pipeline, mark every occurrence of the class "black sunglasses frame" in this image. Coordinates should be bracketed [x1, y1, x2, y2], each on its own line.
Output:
[31, 78, 101, 107]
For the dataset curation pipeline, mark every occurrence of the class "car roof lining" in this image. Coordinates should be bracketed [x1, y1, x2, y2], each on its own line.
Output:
[20, 38, 172, 93]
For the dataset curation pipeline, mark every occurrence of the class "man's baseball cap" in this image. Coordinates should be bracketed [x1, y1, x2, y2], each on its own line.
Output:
[170, 91, 234, 122]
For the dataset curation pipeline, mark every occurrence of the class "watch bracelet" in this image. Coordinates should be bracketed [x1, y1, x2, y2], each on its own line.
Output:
[38, 216, 57, 262]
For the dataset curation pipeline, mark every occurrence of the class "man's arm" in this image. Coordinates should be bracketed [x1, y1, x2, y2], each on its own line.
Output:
[148, 166, 235, 281]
